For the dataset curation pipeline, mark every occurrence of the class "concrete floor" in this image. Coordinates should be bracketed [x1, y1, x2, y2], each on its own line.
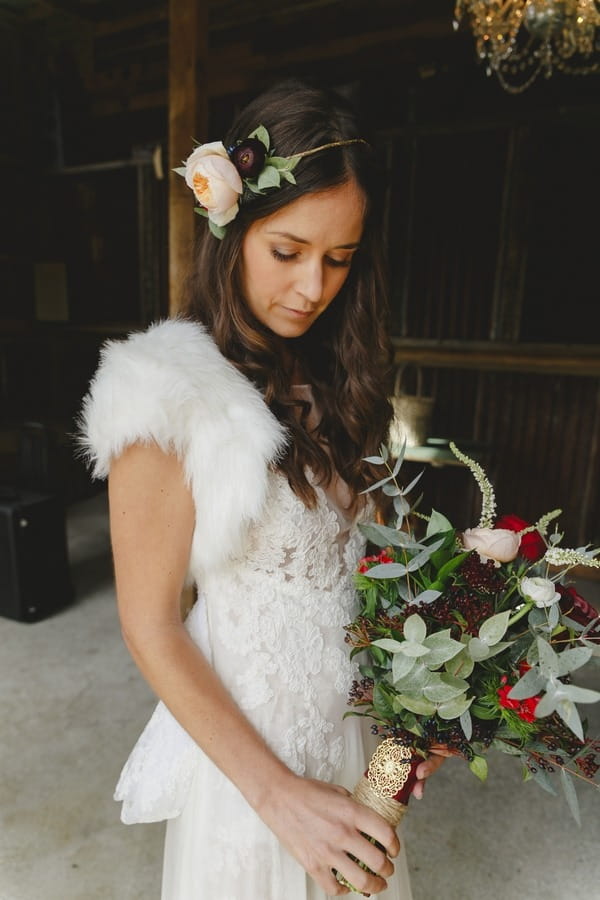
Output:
[1, 490, 599, 900]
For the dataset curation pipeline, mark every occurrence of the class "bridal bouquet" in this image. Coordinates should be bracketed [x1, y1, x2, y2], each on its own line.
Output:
[342, 441, 600, 872]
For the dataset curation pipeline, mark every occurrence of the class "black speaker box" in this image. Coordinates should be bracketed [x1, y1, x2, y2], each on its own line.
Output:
[0, 487, 74, 623]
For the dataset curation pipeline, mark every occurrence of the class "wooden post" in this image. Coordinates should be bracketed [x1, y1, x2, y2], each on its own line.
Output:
[168, 0, 208, 315]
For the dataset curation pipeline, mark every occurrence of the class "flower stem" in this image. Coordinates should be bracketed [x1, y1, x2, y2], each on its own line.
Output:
[508, 602, 534, 627]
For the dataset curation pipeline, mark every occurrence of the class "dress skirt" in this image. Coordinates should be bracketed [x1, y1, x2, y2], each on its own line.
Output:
[161, 730, 413, 900]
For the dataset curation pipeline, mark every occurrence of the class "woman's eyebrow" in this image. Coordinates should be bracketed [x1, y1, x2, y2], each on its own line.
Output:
[266, 230, 360, 250]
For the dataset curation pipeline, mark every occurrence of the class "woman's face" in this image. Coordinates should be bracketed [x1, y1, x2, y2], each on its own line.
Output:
[240, 180, 365, 339]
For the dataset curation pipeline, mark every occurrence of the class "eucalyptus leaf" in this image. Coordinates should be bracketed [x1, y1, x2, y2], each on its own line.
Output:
[400, 642, 430, 658]
[534, 684, 558, 719]
[467, 637, 492, 661]
[547, 602, 560, 630]
[422, 631, 464, 667]
[508, 666, 546, 700]
[426, 509, 453, 537]
[364, 562, 408, 579]
[481, 640, 514, 660]
[194, 206, 208, 218]
[396, 693, 437, 716]
[445, 650, 475, 679]
[394, 662, 432, 693]
[358, 522, 414, 549]
[556, 646, 593, 676]
[282, 170, 296, 184]
[479, 610, 511, 646]
[555, 698, 584, 741]
[400, 467, 424, 497]
[392, 652, 416, 683]
[527, 764, 557, 795]
[437, 694, 473, 720]
[559, 768, 581, 826]
[405, 539, 445, 572]
[528, 606, 548, 629]
[423, 674, 469, 703]
[403, 614, 427, 644]
[469, 754, 488, 782]
[372, 638, 404, 654]
[172, 166, 187, 176]
[537, 636, 559, 677]
[559, 683, 600, 704]
[382, 483, 401, 497]
[363, 455, 385, 465]
[460, 708, 473, 740]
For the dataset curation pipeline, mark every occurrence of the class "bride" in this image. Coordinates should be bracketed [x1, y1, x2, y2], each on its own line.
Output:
[80, 78, 444, 900]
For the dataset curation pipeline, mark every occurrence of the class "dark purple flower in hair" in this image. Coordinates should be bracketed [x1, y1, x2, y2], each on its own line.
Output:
[229, 139, 267, 178]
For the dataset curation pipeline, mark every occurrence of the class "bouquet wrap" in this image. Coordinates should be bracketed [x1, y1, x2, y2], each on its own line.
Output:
[335, 740, 420, 891]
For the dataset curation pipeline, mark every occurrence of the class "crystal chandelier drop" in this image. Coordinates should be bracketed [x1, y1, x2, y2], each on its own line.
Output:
[454, 1, 600, 93]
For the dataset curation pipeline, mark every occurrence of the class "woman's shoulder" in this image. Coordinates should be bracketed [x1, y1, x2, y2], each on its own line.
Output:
[95, 317, 227, 384]
[78, 317, 286, 479]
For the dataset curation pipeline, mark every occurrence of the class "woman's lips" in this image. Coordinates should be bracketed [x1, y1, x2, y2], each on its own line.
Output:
[282, 307, 313, 318]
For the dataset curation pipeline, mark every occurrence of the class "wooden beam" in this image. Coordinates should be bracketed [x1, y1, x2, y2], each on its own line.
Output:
[168, 0, 208, 315]
[391, 339, 600, 377]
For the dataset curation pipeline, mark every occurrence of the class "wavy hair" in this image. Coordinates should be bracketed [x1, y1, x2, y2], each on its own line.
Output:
[182, 79, 394, 507]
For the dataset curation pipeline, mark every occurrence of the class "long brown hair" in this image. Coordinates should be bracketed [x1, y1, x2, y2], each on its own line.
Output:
[183, 79, 394, 506]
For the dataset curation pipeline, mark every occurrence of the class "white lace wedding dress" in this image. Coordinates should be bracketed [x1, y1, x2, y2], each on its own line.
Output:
[83, 348, 411, 900]
[104, 370, 413, 900]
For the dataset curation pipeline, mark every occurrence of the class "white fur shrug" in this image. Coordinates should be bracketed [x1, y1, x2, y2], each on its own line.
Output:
[79, 318, 287, 577]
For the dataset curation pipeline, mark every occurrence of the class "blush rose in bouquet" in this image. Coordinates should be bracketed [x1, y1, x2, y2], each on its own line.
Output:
[338, 441, 600, 888]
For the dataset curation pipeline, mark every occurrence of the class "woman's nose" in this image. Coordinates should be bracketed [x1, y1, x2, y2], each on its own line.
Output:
[296, 260, 323, 305]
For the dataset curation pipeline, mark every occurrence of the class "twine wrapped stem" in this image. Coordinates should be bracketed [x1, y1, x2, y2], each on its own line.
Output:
[333, 740, 420, 893]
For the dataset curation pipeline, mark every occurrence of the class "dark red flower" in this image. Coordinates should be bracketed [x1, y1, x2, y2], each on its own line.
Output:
[558, 585, 600, 641]
[518, 660, 532, 676]
[229, 139, 267, 178]
[495, 514, 546, 562]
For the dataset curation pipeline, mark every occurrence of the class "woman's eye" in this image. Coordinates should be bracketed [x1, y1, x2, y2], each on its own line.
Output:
[325, 256, 352, 269]
[271, 248, 297, 263]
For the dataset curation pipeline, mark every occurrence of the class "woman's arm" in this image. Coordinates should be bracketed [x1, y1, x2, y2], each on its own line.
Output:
[109, 441, 400, 896]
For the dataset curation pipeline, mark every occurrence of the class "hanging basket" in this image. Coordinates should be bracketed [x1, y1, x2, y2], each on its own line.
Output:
[388, 365, 434, 449]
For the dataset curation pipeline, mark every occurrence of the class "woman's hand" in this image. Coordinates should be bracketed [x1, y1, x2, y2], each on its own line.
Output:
[257, 772, 400, 896]
[411, 745, 455, 800]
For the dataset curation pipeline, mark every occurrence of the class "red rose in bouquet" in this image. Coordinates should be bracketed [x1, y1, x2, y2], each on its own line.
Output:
[495, 513, 547, 562]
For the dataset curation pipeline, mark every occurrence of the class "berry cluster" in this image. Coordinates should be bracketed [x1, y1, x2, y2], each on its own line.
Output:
[405, 588, 494, 636]
[348, 677, 374, 705]
[459, 552, 507, 593]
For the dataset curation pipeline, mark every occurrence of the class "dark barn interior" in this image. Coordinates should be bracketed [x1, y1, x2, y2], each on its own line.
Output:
[1, 0, 599, 545]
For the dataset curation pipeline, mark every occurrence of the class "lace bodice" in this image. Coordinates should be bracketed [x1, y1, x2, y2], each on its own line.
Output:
[114, 470, 371, 823]
[201, 471, 369, 781]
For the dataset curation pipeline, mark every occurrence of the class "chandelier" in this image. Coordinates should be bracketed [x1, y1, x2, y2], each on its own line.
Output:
[454, 1, 600, 92]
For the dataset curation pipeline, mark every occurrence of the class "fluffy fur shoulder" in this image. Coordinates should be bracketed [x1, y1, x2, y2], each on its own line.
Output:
[78, 318, 287, 574]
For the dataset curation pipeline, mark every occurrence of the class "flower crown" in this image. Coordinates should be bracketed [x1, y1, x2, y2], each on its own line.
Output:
[173, 125, 368, 239]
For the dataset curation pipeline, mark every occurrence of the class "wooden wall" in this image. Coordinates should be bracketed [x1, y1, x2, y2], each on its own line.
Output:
[0, 1, 598, 544]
